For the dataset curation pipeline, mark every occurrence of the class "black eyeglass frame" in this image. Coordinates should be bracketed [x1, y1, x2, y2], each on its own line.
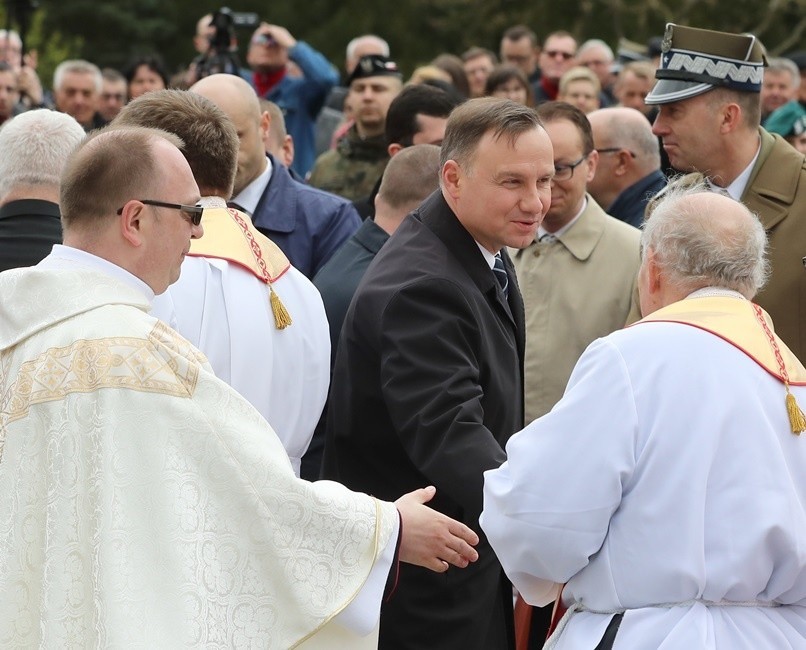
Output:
[553, 156, 587, 182]
[116, 199, 204, 226]
[595, 147, 637, 158]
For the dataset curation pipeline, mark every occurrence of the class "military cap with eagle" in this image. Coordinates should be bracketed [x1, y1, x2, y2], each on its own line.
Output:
[346, 54, 402, 86]
[645, 23, 768, 105]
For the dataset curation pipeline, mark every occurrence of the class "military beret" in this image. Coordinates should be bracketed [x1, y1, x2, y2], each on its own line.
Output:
[347, 55, 402, 86]
[646, 23, 767, 105]
[764, 101, 806, 138]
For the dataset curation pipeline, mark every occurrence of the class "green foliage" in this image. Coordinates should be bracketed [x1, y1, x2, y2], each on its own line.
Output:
[1, 0, 801, 93]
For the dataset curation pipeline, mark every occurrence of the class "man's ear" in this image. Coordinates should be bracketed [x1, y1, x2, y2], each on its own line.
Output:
[441, 160, 461, 200]
[119, 200, 146, 247]
[614, 150, 633, 176]
[720, 101, 742, 135]
[387, 142, 404, 157]
[260, 110, 271, 142]
[585, 149, 599, 182]
[645, 247, 663, 295]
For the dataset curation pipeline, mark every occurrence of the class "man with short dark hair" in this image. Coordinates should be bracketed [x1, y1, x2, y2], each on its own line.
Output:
[352, 82, 461, 219]
[647, 23, 806, 360]
[308, 54, 403, 201]
[534, 31, 577, 104]
[99, 68, 127, 122]
[302, 83, 460, 479]
[324, 97, 555, 649]
[463, 46, 498, 98]
[500, 25, 541, 95]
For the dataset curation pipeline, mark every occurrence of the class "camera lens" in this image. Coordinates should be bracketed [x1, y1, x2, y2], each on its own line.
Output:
[252, 34, 275, 47]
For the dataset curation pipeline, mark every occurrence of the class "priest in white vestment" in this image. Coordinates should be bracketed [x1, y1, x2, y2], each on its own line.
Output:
[0, 126, 479, 648]
[481, 185, 806, 649]
[114, 89, 329, 476]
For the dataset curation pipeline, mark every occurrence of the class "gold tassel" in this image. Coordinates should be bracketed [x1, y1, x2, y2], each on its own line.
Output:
[785, 386, 806, 435]
[269, 286, 293, 330]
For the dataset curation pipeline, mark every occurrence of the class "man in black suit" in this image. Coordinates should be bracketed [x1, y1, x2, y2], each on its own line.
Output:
[0, 109, 85, 272]
[323, 97, 555, 650]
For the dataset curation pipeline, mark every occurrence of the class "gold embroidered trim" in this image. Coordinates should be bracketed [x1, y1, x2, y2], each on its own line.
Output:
[2, 321, 203, 427]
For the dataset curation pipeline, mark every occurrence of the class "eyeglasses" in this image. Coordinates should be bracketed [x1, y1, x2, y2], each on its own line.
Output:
[553, 156, 587, 181]
[116, 199, 204, 226]
[544, 50, 575, 60]
[595, 147, 637, 158]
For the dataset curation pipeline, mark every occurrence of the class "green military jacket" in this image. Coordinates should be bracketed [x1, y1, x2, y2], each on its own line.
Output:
[308, 125, 389, 201]
[744, 130, 806, 362]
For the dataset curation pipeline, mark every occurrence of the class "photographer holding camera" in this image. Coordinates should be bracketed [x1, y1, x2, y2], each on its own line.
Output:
[245, 21, 338, 178]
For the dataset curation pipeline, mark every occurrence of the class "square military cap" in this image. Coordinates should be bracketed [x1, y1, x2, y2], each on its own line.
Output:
[645, 23, 767, 105]
[347, 54, 402, 86]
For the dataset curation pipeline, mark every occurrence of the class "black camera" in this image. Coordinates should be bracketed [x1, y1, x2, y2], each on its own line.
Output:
[196, 7, 259, 79]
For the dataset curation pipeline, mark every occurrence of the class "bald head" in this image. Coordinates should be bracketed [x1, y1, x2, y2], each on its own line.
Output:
[587, 106, 660, 209]
[191, 74, 268, 196]
[640, 183, 769, 314]
[375, 144, 441, 235]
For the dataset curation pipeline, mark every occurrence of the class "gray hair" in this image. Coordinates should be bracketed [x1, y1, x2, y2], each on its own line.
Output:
[0, 109, 85, 201]
[596, 107, 660, 167]
[53, 59, 103, 93]
[766, 57, 801, 89]
[578, 39, 614, 62]
[346, 35, 390, 61]
[440, 97, 543, 172]
[0, 29, 21, 48]
[641, 181, 769, 298]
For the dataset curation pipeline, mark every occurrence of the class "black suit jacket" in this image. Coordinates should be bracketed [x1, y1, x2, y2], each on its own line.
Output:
[323, 191, 524, 650]
[0, 199, 61, 272]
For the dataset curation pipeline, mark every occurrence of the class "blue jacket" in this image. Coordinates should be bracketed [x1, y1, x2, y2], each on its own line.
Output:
[251, 155, 361, 278]
[262, 42, 338, 178]
[608, 169, 667, 229]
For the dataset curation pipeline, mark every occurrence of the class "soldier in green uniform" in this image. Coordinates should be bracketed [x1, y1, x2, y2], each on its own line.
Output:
[309, 55, 402, 201]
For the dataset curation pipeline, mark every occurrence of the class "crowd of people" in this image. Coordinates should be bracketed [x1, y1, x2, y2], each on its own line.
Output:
[0, 15, 805, 650]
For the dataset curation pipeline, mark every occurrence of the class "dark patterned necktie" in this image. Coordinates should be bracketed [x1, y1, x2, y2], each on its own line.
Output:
[493, 253, 509, 300]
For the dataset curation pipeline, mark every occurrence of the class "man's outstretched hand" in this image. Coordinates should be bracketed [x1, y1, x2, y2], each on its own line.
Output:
[395, 486, 479, 573]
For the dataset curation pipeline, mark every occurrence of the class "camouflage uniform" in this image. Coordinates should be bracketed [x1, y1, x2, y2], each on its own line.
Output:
[308, 125, 389, 201]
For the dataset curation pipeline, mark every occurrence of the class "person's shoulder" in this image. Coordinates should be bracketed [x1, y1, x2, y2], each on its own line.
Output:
[759, 129, 806, 171]
[308, 149, 341, 178]
[601, 211, 642, 241]
[275, 262, 324, 302]
[291, 175, 351, 205]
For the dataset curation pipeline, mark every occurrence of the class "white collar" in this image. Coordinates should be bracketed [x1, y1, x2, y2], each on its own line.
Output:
[197, 196, 228, 208]
[232, 156, 273, 215]
[537, 196, 587, 241]
[686, 286, 747, 300]
[39, 245, 155, 303]
[476, 242, 497, 270]
[708, 142, 760, 201]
